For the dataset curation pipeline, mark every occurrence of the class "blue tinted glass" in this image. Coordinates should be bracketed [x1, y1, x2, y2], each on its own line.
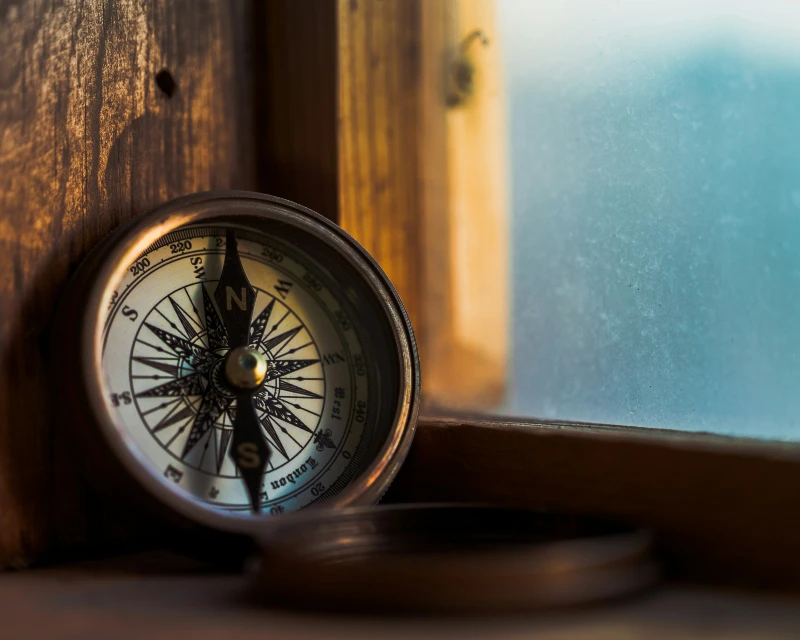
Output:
[500, 0, 800, 437]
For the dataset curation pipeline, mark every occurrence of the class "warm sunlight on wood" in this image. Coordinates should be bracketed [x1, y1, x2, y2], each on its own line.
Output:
[338, 0, 510, 413]
[437, 0, 509, 411]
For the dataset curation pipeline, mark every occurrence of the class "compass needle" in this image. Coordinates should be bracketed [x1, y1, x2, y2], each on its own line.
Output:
[214, 229, 271, 513]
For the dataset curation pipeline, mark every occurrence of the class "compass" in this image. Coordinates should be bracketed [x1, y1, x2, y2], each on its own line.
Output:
[54, 191, 419, 534]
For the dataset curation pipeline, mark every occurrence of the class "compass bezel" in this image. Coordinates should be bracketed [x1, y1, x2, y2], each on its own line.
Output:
[58, 191, 419, 535]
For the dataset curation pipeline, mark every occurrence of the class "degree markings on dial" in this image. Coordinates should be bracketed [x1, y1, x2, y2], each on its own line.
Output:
[120, 234, 346, 493]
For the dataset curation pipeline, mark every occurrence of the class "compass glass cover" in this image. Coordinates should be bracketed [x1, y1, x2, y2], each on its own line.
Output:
[97, 222, 398, 517]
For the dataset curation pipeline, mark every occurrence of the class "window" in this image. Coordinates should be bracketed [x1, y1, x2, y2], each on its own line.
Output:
[496, 0, 800, 439]
[331, 1, 800, 584]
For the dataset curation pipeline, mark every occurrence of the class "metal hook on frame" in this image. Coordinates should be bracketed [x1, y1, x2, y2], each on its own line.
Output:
[447, 29, 491, 108]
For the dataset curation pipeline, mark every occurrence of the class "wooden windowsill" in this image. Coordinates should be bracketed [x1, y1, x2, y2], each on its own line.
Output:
[3, 551, 800, 638]
[385, 417, 800, 589]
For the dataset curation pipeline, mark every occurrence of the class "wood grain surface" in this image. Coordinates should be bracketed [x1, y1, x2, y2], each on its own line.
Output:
[256, 0, 338, 221]
[336, 0, 510, 412]
[3, 553, 800, 638]
[423, 0, 509, 411]
[388, 418, 800, 590]
[337, 0, 425, 334]
[0, 0, 257, 568]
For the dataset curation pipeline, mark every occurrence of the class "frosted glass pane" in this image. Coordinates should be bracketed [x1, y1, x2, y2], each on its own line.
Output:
[501, 0, 800, 438]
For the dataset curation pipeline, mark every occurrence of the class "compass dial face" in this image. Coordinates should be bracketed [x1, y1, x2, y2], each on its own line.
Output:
[99, 224, 381, 517]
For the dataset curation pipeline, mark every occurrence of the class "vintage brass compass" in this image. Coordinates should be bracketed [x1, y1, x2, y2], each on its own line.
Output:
[55, 190, 654, 610]
[55, 191, 419, 534]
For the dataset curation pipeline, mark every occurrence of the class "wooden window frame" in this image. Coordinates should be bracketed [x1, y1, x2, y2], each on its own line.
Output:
[324, 0, 800, 589]
[1, 0, 799, 589]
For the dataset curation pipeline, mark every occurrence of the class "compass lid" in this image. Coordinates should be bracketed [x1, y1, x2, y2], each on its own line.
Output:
[253, 503, 658, 613]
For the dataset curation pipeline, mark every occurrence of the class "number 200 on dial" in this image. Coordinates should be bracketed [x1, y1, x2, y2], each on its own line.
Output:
[55, 192, 419, 533]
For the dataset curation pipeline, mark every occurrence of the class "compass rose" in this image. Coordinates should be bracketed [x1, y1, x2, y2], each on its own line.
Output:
[132, 279, 324, 481]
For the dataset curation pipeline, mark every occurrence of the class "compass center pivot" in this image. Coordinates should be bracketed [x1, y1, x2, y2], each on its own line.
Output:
[224, 346, 268, 391]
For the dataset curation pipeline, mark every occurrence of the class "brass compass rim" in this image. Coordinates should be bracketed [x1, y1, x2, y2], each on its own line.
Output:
[59, 191, 420, 535]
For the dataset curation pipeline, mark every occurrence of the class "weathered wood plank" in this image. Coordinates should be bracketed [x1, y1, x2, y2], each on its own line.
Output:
[0, 0, 256, 568]
[337, 0, 425, 332]
[336, 0, 510, 411]
[427, 1, 509, 411]
[256, 0, 338, 221]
